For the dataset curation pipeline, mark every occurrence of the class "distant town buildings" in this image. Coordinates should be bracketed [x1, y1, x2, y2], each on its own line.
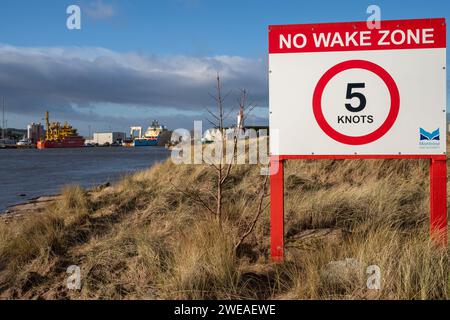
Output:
[202, 126, 269, 144]
[0, 127, 27, 141]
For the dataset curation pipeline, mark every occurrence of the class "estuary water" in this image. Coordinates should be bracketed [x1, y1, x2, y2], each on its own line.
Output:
[0, 147, 170, 212]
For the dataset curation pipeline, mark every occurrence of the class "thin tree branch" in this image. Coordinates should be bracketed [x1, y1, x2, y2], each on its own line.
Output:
[205, 118, 219, 129]
[170, 181, 216, 216]
[234, 175, 269, 251]
[206, 108, 221, 121]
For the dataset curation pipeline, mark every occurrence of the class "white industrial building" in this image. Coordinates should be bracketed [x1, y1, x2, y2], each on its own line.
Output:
[88, 132, 126, 145]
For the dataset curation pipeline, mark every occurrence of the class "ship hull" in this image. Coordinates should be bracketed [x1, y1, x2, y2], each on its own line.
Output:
[133, 138, 159, 147]
[37, 138, 85, 149]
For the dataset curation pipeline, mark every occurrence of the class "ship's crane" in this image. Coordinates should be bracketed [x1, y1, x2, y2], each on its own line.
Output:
[130, 126, 142, 139]
[44, 111, 79, 141]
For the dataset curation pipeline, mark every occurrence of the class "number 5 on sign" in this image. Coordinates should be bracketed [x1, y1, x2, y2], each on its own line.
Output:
[345, 83, 366, 113]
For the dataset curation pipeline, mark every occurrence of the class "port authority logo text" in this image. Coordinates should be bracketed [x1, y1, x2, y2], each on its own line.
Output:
[419, 128, 440, 149]
[171, 121, 273, 174]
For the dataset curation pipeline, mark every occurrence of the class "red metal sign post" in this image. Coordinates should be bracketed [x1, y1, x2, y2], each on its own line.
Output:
[430, 157, 448, 246]
[270, 155, 447, 261]
[270, 156, 284, 261]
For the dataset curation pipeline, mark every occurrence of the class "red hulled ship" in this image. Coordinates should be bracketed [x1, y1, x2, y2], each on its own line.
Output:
[37, 111, 85, 149]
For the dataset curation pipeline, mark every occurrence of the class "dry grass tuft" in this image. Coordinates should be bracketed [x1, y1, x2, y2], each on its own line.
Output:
[161, 220, 239, 299]
[283, 230, 449, 299]
[0, 185, 92, 296]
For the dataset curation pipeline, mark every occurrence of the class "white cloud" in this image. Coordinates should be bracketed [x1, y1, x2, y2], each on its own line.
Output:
[0, 44, 268, 128]
[85, 0, 115, 20]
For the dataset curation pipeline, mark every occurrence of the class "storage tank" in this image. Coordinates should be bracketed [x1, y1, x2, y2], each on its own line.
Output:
[27, 123, 44, 144]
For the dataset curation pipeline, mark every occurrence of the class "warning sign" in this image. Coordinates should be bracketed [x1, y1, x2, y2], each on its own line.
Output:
[269, 18, 446, 155]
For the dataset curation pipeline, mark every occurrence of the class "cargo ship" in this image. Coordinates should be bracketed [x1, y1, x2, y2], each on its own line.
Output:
[37, 111, 85, 149]
[132, 120, 167, 147]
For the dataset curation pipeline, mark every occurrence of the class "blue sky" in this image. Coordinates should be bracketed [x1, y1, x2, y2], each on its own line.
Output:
[0, 0, 449, 134]
[1, 0, 449, 57]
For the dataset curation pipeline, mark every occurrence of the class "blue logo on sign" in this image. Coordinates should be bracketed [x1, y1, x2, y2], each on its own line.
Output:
[420, 128, 440, 141]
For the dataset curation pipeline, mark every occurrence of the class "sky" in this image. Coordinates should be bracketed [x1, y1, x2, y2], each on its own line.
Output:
[0, 0, 449, 135]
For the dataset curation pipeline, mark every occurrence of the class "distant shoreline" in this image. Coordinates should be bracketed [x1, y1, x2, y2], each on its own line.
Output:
[0, 182, 112, 220]
[1, 194, 60, 220]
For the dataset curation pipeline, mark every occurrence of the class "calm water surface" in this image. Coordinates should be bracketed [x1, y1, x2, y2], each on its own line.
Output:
[0, 147, 170, 211]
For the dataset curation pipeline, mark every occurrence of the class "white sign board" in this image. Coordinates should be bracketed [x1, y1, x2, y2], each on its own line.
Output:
[269, 18, 446, 155]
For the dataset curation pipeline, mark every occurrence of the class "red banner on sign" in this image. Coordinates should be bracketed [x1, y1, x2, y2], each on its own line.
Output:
[269, 18, 446, 54]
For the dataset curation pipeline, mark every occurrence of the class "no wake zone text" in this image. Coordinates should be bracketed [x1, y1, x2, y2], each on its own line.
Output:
[279, 28, 435, 49]
[268, 19, 446, 53]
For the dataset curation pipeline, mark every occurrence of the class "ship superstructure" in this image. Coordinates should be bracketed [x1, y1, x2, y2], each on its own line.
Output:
[132, 120, 167, 146]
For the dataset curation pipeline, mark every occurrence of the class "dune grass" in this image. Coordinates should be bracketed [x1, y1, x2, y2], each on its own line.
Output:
[0, 152, 448, 299]
[0, 185, 91, 297]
